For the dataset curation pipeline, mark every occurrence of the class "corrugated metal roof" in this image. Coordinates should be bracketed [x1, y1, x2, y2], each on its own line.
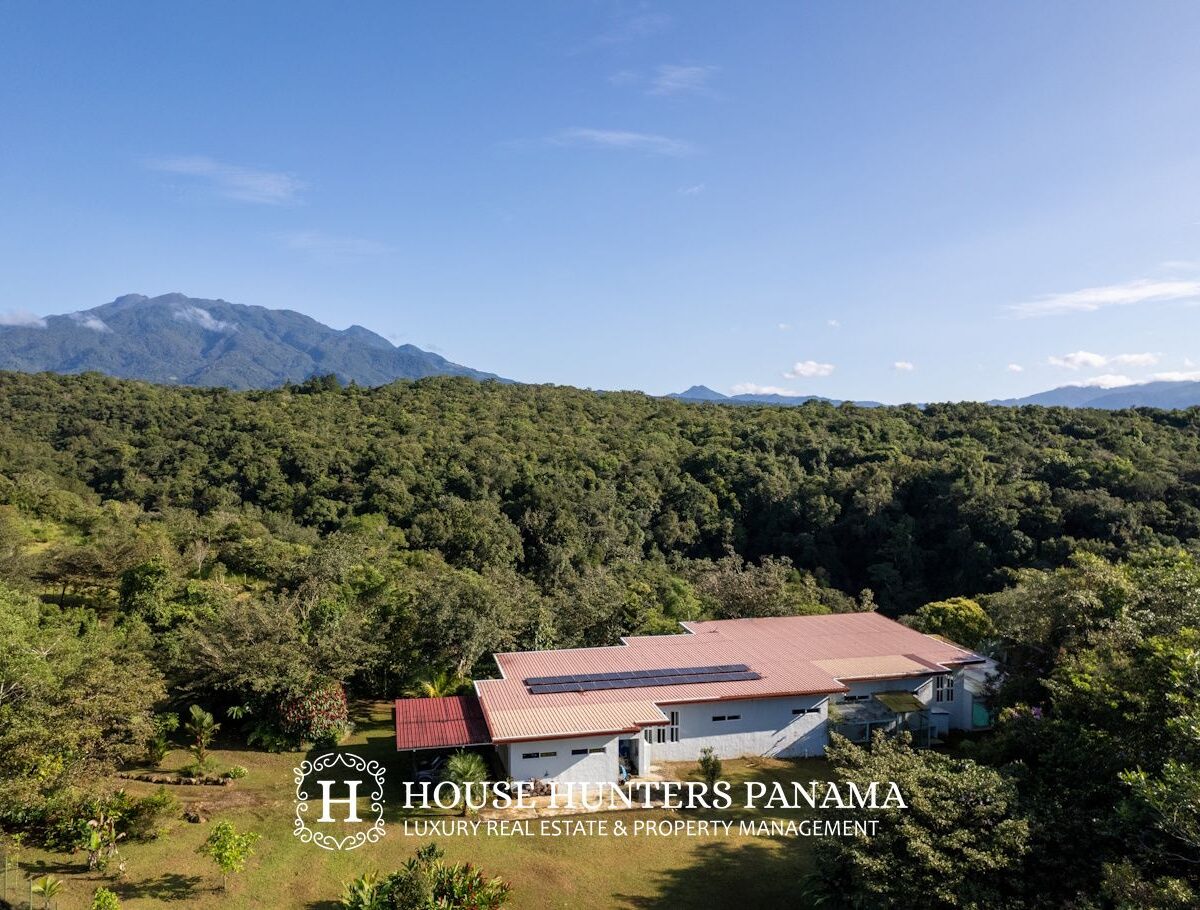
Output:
[471, 613, 979, 743]
[394, 695, 492, 750]
[473, 693, 667, 742]
[813, 655, 931, 680]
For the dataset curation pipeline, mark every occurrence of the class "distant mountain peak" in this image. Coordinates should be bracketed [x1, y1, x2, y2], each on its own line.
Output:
[668, 384, 882, 408]
[0, 293, 504, 390]
[670, 384, 727, 401]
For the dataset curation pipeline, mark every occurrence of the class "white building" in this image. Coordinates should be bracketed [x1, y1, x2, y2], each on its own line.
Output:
[394, 612, 995, 783]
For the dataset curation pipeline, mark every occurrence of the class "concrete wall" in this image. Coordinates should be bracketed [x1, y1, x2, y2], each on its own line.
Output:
[838, 672, 982, 732]
[647, 694, 831, 763]
[501, 734, 618, 783]
[498, 668, 998, 783]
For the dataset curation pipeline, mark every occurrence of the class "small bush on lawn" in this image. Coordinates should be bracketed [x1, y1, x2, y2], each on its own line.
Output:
[698, 747, 723, 789]
[91, 887, 122, 909]
[279, 682, 351, 746]
[339, 842, 511, 910]
[223, 765, 248, 780]
[121, 787, 179, 840]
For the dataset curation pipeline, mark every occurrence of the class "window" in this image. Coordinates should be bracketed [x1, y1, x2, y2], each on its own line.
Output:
[572, 748, 587, 755]
[521, 751, 557, 759]
[572, 747, 607, 755]
[839, 694, 869, 703]
[793, 706, 821, 715]
[935, 674, 955, 703]
[668, 710, 680, 742]
[712, 714, 741, 722]
[655, 727, 666, 743]
[643, 729, 652, 744]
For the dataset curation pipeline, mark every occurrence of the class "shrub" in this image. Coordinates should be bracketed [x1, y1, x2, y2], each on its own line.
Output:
[223, 765, 248, 780]
[121, 787, 178, 841]
[184, 705, 220, 770]
[91, 887, 122, 910]
[338, 843, 510, 910]
[198, 821, 260, 890]
[279, 683, 351, 746]
[246, 721, 294, 753]
[145, 712, 179, 767]
[698, 747, 722, 790]
[1, 788, 175, 850]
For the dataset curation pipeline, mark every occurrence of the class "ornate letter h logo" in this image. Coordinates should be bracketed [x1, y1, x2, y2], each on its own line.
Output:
[317, 778, 362, 823]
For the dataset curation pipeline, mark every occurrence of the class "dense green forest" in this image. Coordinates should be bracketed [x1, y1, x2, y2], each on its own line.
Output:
[4, 370, 1200, 610]
[1, 371, 1198, 907]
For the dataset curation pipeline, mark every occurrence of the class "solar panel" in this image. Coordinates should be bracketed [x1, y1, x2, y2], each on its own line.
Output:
[524, 664, 762, 694]
[523, 664, 752, 688]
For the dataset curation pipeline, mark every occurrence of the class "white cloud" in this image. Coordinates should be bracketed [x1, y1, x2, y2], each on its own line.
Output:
[892, 361, 915, 372]
[1049, 350, 1160, 369]
[69, 313, 110, 332]
[678, 183, 705, 196]
[784, 360, 835, 378]
[147, 156, 303, 204]
[1048, 351, 1107, 369]
[1151, 371, 1200, 382]
[777, 322, 792, 331]
[1007, 363, 1024, 372]
[280, 230, 388, 261]
[173, 305, 236, 333]
[1069, 374, 1136, 388]
[1012, 279, 1200, 317]
[1112, 352, 1160, 367]
[731, 383, 797, 396]
[0, 309, 46, 328]
[649, 64, 717, 96]
[827, 319, 841, 329]
[550, 128, 693, 157]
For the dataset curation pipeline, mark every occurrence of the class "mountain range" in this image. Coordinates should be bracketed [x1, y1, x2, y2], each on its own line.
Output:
[4, 293, 1200, 409]
[667, 381, 1200, 410]
[987, 381, 1200, 409]
[666, 385, 884, 408]
[0, 293, 502, 389]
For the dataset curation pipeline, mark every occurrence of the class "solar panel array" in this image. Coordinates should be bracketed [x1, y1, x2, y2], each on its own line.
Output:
[524, 664, 762, 695]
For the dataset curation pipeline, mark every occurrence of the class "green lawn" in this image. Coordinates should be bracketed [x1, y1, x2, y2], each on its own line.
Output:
[12, 704, 833, 909]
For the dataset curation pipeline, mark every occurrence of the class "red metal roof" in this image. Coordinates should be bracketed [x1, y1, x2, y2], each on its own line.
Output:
[476, 613, 982, 743]
[394, 695, 492, 750]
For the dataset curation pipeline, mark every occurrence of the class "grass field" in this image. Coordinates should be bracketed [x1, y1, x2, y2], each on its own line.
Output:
[10, 703, 832, 909]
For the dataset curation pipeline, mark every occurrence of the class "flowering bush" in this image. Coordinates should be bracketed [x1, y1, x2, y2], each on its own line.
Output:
[278, 683, 351, 746]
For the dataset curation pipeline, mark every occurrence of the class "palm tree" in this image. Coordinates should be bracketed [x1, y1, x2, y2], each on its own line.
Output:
[32, 874, 64, 909]
[441, 751, 489, 816]
[185, 704, 220, 770]
[406, 670, 469, 698]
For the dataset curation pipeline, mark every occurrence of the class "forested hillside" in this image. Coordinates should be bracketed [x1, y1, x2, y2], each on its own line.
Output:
[2, 369, 1199, 615]
[2, 371, 1199, 907]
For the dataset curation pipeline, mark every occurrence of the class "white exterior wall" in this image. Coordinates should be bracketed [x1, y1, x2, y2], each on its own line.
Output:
[649, 695, 831, 762]
[501, 734, 619, 783]
[837, 672, 982, 733]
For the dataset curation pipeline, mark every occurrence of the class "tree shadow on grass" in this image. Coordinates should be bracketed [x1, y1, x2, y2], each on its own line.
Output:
[23, 857, 88, 876]
[113, 872, 205, 902]
[613, 835, 819, 910]
[303, 901, 342, 910]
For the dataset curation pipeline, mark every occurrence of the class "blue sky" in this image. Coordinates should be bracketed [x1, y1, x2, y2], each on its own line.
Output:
[3, 1, 1200, 402]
